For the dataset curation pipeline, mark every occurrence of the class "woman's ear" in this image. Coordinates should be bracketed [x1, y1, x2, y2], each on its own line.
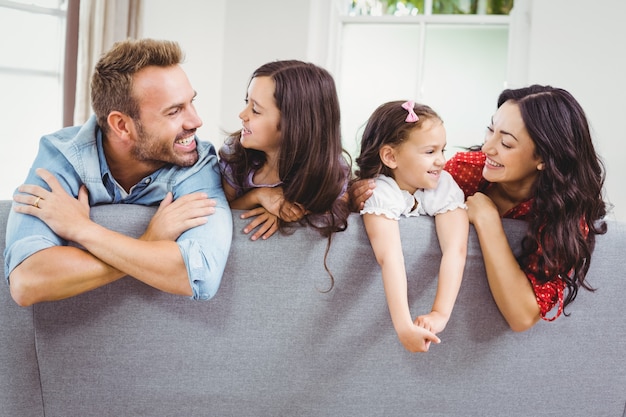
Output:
[379, 145, 397, 169]
[537, 162, 545, 171]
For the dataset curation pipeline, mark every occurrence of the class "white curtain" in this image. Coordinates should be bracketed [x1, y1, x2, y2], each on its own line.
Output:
[73, 0, 143, 125]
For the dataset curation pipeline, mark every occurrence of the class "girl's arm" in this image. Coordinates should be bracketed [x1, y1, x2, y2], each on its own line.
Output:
[363, 213, 440, 352]
[224, 185, 305, 241]
[223, 182, 264, 210]
[226, 187, 304, 222]
[466, 192, 540, 331]
[418, 207, 468, 333]
[221, 177, 239, 203]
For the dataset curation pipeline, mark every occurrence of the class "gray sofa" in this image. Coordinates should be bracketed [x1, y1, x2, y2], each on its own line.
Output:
[1, 200, 625, 417]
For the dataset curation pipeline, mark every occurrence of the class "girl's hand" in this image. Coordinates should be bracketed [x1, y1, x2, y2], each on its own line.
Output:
[415, 311, 449, 335]
[255, 187, 305, 222]
[255, 187, 286, 218]
[279, 200, 306, 223]
[240, 207, 279, 241]
[465, 192, 499, 225]
[396, 323, 441, 353]
[12, 168, 91, 242]
[142, 192, 215, 241]
[348, 178, 375, 212]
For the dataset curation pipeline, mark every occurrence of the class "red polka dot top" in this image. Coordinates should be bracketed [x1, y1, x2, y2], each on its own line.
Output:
[445, 151, 566, 321]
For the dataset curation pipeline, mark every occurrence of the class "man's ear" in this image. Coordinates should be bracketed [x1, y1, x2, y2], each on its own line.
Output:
[379, 145, 397, 169]
[107, 111, 133, 140]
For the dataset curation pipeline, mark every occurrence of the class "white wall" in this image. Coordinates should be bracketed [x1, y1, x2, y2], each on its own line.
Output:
[523, 0, 626, 220]
[140, 0, 226, 148]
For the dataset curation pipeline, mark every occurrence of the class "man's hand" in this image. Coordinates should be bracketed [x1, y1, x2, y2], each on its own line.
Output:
[142, 192, 216, 241]
[13, 168, 91, 242]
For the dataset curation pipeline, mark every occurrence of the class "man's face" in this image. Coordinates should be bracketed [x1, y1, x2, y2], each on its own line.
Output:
[130, 65, 203, 169]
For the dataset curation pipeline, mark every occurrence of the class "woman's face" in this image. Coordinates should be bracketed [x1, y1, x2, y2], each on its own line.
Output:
[481, 100, 543, 188]
[238, 76, 282, 156]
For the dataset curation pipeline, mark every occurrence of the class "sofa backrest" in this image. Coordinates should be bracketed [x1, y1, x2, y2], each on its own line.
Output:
[1, 200, 625, 417]
[1, 201, 45, 416]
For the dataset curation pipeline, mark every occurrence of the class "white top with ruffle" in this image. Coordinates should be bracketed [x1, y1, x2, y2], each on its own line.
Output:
[360, 172, 466, 220]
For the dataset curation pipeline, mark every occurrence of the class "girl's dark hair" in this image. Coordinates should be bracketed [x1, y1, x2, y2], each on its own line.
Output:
[498, 85, 607, 311]
[355, 100, 441, 180]
[219, 60, 351, 290]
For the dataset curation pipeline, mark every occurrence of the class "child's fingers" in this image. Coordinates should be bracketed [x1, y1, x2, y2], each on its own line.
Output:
[240, 207, 265, 220]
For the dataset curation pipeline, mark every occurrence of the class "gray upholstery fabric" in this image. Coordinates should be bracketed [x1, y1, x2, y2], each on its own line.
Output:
[0, 202, 44, 417]
[1, 200, 625, 417]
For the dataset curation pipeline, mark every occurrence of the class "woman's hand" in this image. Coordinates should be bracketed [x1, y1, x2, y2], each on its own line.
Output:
[466, 192, 541, 331]
[465, 192, 499, 225]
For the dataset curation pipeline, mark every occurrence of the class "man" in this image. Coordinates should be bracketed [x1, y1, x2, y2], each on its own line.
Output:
[4, 38, 232, 306]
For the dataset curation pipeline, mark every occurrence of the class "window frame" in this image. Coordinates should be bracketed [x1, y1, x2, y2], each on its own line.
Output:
[307, 0, 530, 161]
[331, 13, 512, 101]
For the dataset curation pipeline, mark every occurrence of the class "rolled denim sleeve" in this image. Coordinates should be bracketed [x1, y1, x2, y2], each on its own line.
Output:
[3, 138, 82, 282]
[173, 151, 233, 300]
[4, 222, 65, 284]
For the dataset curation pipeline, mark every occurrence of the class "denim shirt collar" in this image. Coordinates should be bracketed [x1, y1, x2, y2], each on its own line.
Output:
[96, 128, 159, 200]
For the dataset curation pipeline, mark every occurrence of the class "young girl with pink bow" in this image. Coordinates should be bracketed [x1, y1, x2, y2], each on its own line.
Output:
[355, 100, 469, 352]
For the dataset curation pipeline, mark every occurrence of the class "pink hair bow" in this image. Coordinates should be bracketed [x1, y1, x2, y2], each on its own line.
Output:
[402, 100, 419, 123]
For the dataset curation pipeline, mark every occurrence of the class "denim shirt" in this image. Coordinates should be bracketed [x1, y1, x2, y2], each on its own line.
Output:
[4, 115, 233, 300]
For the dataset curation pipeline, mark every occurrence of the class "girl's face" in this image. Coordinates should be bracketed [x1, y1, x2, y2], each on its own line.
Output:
[481, 100, 543, 187]
[385, 118, 447, 194]
[238, 76, 281, 156]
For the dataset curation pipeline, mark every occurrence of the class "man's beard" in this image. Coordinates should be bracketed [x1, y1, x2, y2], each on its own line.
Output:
[132, 119, 199, 168]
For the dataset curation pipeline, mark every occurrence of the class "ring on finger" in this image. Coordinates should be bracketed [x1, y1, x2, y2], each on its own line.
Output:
[33, 196, 42, 208]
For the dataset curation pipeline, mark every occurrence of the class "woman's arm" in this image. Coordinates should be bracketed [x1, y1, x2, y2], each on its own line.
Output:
[363, 214, 440, 352]
[466, 192, 540, 331]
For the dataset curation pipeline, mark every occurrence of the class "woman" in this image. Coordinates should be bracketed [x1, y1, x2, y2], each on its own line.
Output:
[350, 85, 608, 331]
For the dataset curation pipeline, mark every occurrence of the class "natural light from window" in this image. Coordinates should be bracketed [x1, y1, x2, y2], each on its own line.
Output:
[0, 0, 67, 198]
[336, 0, 512, 163]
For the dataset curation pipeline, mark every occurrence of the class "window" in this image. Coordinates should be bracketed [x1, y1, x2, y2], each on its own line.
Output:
[333, 0, 514, 161]
[346, 0, 513, 16]
[0, 0, 68, 198]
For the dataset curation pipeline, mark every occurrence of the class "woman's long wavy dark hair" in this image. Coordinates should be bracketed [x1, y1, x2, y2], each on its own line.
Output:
[219, 60, 351, 290]
[500, 85, 607, 311]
